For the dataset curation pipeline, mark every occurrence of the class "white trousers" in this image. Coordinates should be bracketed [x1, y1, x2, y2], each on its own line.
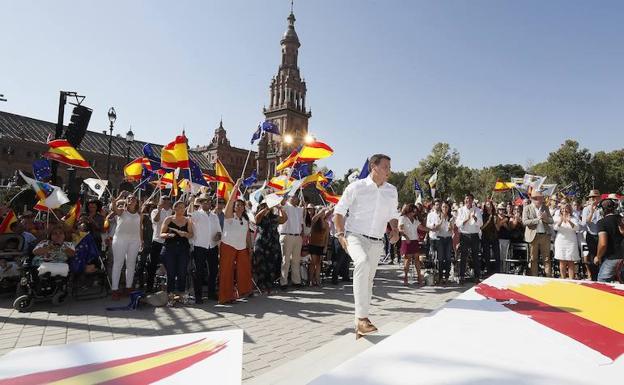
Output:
[346, 234, 384, 321]
[280, 235, 303, 285]
[111, 237, 141, 291]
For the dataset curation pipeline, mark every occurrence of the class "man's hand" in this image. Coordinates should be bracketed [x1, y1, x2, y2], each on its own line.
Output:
[338, 234, 349, 252]
[594, 256, 601, 266]
[389, 228, 400, 244]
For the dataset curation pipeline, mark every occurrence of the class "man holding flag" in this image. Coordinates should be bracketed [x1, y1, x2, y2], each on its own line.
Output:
[334, 154, 400, 339]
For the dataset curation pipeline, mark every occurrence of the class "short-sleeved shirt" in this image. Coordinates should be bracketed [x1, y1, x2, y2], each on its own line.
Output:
[597, 214, 624, 260]
[151, 208, 172, 243]
[399, 215, 420, 241]
[223, 216, 249, 251]
[32, 240, 75, 265]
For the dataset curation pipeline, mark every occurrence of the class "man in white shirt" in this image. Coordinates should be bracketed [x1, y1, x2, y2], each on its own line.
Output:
[426, 199, 442, 256]
[581, 189, 603, 280]
[147, 196, 172, 292]
[190, 195, 222, 303]
[278, 195, 305, 288]
[334, 154, 399, 339]
[455, 193, 483, 284]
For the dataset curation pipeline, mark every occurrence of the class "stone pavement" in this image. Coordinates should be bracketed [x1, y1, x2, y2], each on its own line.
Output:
[0, 265, 466, 382]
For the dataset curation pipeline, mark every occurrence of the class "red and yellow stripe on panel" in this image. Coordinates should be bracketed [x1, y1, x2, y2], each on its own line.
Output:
[0, 338, 227, 385]
[476, 281, 624, 361]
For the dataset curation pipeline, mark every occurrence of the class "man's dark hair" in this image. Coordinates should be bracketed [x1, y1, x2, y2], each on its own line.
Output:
[368, 154, 391, 171]
[465, 193, 475, 200]
[601, 199, 617, 214]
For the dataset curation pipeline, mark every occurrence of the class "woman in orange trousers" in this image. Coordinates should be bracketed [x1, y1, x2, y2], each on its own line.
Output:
[219, 178, 253, 304]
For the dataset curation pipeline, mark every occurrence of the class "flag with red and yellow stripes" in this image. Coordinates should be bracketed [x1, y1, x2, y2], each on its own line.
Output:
[62, 200, 82, 228]
[0, 210, 17, 233]
[43, 139, 90, 168]
[215, 159, 236, 201]
[161, 136, 190, 169]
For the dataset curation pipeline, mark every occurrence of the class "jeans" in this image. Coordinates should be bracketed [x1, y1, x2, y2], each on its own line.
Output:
[436, 237, 452, 280]
[597, 258, 623, 282]
[482, 237, 501, 275]
[146, 241, 163, 292]
[459, 233, 481, 281]
[192, 246, 219, 300]
[162, 242, 190, 293]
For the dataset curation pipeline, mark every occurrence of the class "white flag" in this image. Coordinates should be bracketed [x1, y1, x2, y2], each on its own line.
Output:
[18, 171, 69, 209]
[83, 178, 109, 199]
[264, 193, 284, 209]
[539, 184, 558, 196]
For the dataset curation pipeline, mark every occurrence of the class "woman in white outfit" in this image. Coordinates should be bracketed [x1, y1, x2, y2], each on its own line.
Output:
[554, 203, 579, 279]
[110, 192, 143, 300]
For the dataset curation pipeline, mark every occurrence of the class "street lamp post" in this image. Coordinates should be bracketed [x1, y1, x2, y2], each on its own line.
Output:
[105, 107, 117, 182]
[125, 127, 134, 164]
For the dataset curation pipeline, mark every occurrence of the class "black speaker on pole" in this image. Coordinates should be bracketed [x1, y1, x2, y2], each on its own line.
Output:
[64, 104, 92, 148]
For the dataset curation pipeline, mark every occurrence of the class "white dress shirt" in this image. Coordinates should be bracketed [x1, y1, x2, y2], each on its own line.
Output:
[191, 209, 222, 249]
[334, 176, 400, 239]
[455, 205, 483, 234]
[151, 208, 172, 244]
[399, 215, 420, 241]
[581, 206, 602, 235]
[426, 211, 441, 240]
[278, 203, 304, 235]
[222, 216, 249, 251]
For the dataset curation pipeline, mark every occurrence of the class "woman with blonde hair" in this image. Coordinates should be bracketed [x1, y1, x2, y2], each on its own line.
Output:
[110, 192, 142, 300]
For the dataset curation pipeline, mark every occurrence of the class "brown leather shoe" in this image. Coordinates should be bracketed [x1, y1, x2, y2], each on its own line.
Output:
[355, 318, 378, 339]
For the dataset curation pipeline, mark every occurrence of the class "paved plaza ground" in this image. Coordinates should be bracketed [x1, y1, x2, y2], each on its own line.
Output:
[0, 265, 466, 382]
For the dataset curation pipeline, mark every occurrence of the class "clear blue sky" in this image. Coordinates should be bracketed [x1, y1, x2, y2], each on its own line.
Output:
[2, 0, 623, 176]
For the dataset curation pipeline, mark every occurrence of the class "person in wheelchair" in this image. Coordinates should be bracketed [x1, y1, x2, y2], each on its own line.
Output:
[32, 225, 75, 278]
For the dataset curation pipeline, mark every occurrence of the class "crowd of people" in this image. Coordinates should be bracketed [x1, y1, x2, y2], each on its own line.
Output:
[1, 175, 623, 310]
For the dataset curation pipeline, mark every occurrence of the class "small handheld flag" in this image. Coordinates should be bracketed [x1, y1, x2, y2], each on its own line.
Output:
[32, 159, 52, 181]
[43, 139, 90, 168]
[161, 136, 190, 169]
[83, 178, 109, 199]
[243, 170, 258, 188]
[0, 210, 17, 233]
[358, 158, 370, 180]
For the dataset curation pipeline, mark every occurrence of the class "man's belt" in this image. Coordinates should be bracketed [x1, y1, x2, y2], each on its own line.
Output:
[351, 233, 383, 242]
[280, 233, 301, 236]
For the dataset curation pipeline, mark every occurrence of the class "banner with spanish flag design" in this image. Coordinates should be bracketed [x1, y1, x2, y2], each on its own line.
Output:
[0, 330, 243, 385]
[312, 274, 623, 385]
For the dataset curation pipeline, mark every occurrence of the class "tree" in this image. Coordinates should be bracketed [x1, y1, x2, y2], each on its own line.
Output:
[591, 150, 624, 194]
[418, 143, 460, 199]
[541, 140, 593, 197]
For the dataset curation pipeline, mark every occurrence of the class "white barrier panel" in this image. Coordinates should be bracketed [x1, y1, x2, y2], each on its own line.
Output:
[312, 274, 624, 384]
[0, 330, 243, 384]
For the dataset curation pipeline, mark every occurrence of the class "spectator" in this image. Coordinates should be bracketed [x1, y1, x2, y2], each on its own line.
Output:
[147, 196, 172, 293]
[523, 191, 554, 277]
[594, 197, 624, 282]
[190, 194, 221, 303]
[496, 202, 511, 269]
[219, 179, 253, 304]
[554, 203, 580, 279]
[254, 200, 287, 294]
[278, 195, 304, 289]
[160, 201, 194, 304]
[434, 201, 454, 283]
[426, 200, 442, 268]
[509, 204, 525, 243]
[110, 192, 143, 300]
[581, 190, 602, 280]
[85, 199, 105, 249]
[481, 200, 501, 275]
[456, 193, 483, 284]
[308, 207, 331, 286]
[32, 225, 75, 275]
[400, 203, 431, 285]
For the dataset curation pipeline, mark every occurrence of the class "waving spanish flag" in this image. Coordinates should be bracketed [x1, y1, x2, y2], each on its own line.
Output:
[161, 135, 190, 169]
[316, 183, 341, 204]
[276, 141, 334, 172]
[493, 180, 516, 192]
[0, 210, 17, 233]
[215, 159, 235, 200]
[62, 200, 82, 228]
[301, 172, 328, 187]
[124, 157, 151, 181]
[43, 139, 90, 168]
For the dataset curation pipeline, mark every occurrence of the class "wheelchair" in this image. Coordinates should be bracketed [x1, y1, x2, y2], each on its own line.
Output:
[13, 257, 70, 312]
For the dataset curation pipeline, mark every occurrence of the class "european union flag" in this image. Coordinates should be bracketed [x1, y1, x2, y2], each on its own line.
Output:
[139, 167, 154, 191]
[358, 158, 370, 179]
[188, 160, 208, 187]
[250, 125, 262, 144]
[261, 120, 280, 135]
[243, 170, 257, 188]
[414, 179, 422, 192]
[292, 163, 311, 180]
[69, 233, 99, 273]
[142, 143, 164, 172]
[322, 170, 334, 188]
[32, 159, 51, 181]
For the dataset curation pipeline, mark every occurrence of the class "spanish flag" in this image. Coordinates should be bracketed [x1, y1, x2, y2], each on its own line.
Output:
[301, 172, 328, 187]
[319, 188, 341, 204]
[124, 157, 151, 181]
[63, 200, 82, 228]
[268, 175, 294, 191]
[215, 160, 235, 200]
[0, 210, 17, 233]
[493, 181, 516, 192]
[43, 139, 90, 168]
[276, 141, 334, 172]
[161, 135, 190, 169]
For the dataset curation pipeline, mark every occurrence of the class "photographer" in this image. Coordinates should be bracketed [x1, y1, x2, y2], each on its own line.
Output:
[581, 190, 602, 280]
[594, 197, 624, 282]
